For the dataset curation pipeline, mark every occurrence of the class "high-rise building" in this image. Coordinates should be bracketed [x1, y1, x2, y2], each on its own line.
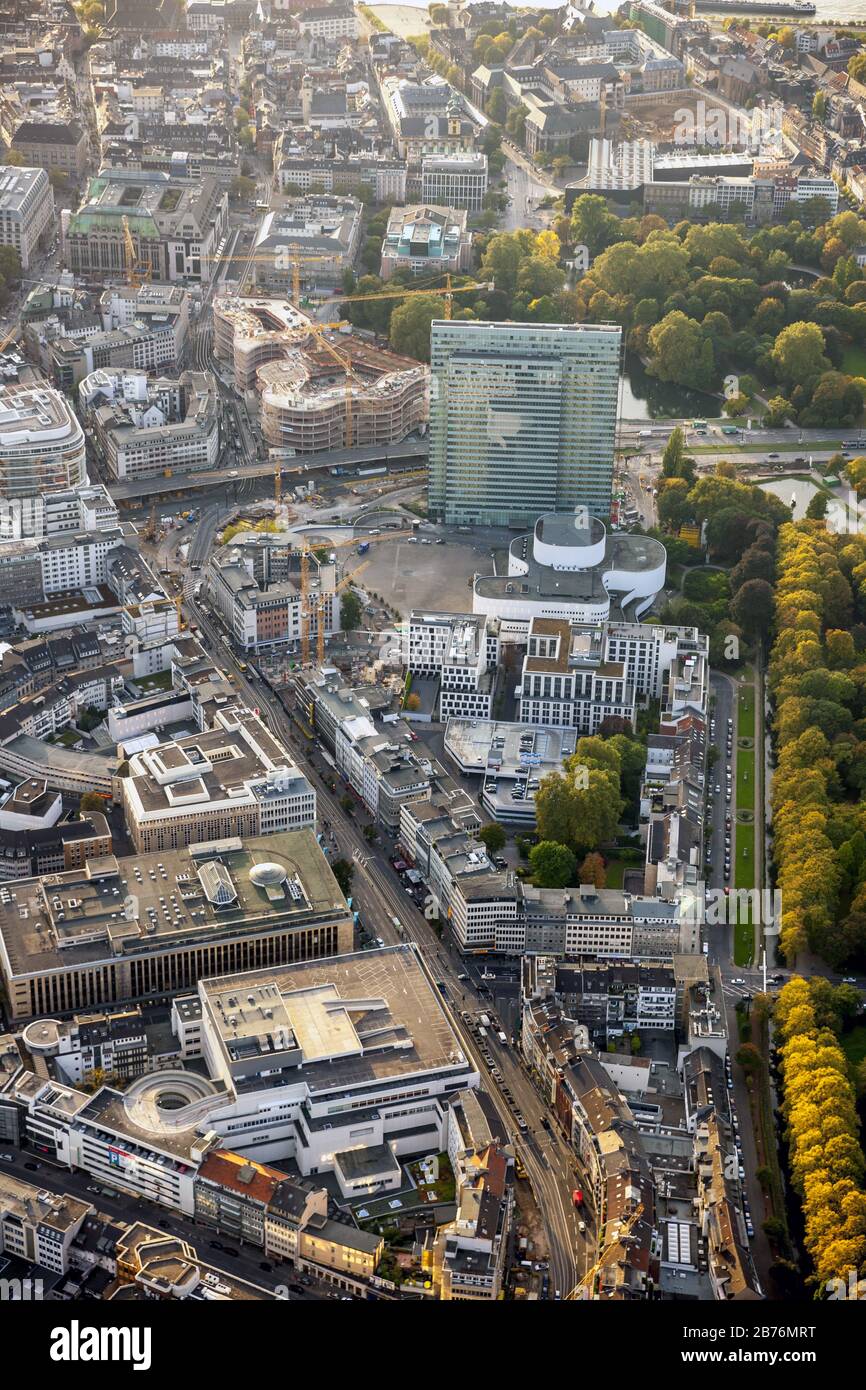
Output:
[428, 320, 621, 527]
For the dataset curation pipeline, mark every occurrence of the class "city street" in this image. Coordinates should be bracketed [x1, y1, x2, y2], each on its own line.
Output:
[0, 1150, 331, 1301]
[502, 156, 557, 234]
[179, 584, 586, 1295]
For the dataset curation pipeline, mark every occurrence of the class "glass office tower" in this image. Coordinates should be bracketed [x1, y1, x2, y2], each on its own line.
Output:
[428, 319, 622, 527]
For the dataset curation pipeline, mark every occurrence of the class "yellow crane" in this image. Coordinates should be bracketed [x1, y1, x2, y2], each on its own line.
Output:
[565, 1202, 644, 1301]
[304, 324, 362, 450]
[337, 274, 493, 321]
[216, 249, 340, 301]
[299, 530, 413, 666]
[121, 214, 150, 289]
[215, 249, 491, 317]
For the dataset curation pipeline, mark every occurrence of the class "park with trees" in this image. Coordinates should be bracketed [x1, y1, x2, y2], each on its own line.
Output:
[768, 516, 866, 968]
[565, 203, 866, 426]
[776, 976, 866, 1289]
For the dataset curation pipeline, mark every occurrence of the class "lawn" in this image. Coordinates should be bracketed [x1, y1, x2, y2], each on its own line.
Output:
[841, 1025, 866, 1072]
[733, 824, 755, 967]
[732, 675, 757, 965]
[54, 729, 82, 749]
[737, 680, 755, 740]
[843, 345, 866, 377]
[603, 856, 625, 889]
[689, 440, 845, 455]
[736, 745, 755, 813]
[137, 670, 174, 693]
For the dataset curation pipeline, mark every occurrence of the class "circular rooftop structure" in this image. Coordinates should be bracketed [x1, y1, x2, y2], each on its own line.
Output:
[533, 512, 607, 571]
[22, 1018, 63, 1054]
[123, 1070, 220, 1136]
[249, 861, 289, 888]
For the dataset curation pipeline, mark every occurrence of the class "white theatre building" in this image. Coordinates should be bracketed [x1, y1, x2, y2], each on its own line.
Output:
[472, 512, 667, 636]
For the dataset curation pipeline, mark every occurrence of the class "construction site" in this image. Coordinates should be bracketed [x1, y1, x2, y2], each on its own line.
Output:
[213, 293, 433, 456]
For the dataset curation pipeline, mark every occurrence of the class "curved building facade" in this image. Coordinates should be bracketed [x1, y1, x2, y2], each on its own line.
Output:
[259, 356, 428, 454]
[213, 296, 311, 392]
[0, 385, 87, 497]
[473, 511, 667, 630]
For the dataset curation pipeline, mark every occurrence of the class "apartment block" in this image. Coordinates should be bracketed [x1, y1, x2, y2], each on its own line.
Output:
[120, 708, 316, 854]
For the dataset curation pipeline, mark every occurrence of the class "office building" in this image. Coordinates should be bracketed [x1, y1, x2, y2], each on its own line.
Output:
[79, 368, 219, 481]
[421, 154, 488, 213]
[380, 204, 472, 281]
[0, 165, 54, 271]
[64, 172, 229, 283]
[0, 385, 86, 499]
[252, 196, 363, 294]
[206, 539, 335, 653]
[428, 320, 621, 527]
[0, 830, 352, 1021]
[119, 708, 316, 853]
[407, 610, 499, 720]
[258, 336, 427, 455]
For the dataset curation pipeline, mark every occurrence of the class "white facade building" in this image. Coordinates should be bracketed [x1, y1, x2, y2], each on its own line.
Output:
[0, 165, 54, 270]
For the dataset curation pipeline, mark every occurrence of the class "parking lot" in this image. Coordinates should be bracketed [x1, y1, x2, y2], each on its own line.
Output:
[357, 526, 497, 618]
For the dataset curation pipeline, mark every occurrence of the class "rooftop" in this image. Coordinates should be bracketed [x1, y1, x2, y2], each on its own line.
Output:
[0, 830, 348, 976]
[201, 944, 471, 1096]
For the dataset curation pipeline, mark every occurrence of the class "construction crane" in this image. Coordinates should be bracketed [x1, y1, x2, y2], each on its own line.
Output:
[565, 1202, 644, 1301]
[305, 324, 361, 450]
[316, 559, 370, 665]
[337, 275, 493, 321]
[299, 530, 412, 666]
[214, 248, 492, 317]
[122, 214, 150, 289]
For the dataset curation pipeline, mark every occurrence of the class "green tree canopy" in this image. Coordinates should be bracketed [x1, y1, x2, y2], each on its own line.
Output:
[529, 840, 578, 888]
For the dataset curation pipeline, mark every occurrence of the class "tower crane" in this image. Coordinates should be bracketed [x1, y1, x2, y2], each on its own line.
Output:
[122, 215, 150, 289]
[337, 274, 493, 321]
[304, 324, 362, 450]
[213, 248, 491, 317]
[565, 1202, 645, 1301]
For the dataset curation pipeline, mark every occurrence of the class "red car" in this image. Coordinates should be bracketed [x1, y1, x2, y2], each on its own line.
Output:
[572, 1189, 584, 1208]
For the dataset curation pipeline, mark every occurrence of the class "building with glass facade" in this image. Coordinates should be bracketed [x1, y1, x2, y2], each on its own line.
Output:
[427, 320, 621, 528]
